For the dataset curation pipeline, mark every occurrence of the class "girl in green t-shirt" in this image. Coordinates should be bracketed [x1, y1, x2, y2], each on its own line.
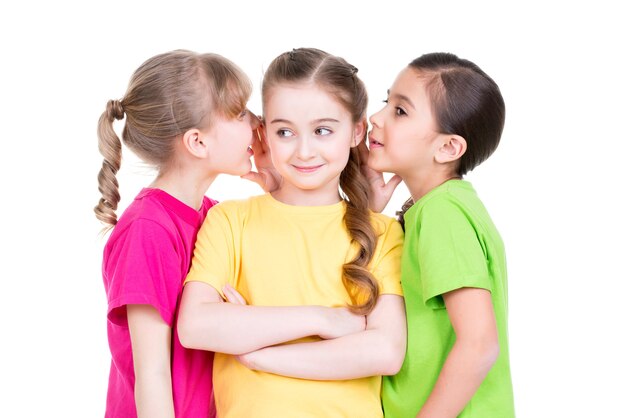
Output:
[363, 53, 515, 417]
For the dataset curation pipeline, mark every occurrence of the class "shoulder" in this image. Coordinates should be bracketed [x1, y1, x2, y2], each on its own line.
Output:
[115, 189, 172, 225]
[208, 194, 266, 214]
[200, 194, 269, 230]
[110, 193, 173, 242]
[370, 211, 404, 241]
[419, 182, 492, 232]
[417, 184, 471, 220]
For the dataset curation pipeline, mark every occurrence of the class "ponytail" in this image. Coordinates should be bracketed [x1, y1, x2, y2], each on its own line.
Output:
[94, 99, 124, 229]
[340, 148, 379, 315]
[93, 50, 252, 231]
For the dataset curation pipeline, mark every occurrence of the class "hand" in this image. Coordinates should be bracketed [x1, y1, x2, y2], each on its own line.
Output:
[223, 284, 247, 305]
[357, 141, 402, 213]
[241, 118, 282, 193]
[319, 307, 366, 340]
[235, 349, 262, 370]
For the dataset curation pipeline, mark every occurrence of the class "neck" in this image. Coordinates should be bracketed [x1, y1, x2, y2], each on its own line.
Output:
[271, 179, 342, 206]
[403, 171, 461, 203]
[151, 166, 217, 210]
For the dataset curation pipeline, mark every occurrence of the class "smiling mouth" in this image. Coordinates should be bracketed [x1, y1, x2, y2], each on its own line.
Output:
[293, 164, 323, 173]
[369, 138, 384, 146]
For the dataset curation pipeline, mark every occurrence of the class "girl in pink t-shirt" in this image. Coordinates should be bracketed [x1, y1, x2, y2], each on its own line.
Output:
[95, 49, 273, 418]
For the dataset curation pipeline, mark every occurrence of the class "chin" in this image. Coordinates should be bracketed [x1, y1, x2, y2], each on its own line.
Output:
[232, 162, 252, 176]
[367, 158, 385, 172]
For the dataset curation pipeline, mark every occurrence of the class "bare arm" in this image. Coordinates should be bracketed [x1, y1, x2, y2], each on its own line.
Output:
[127, 305, 175, 418]
[416, 287, 499, 418]
[177, 282, 365, 355]
[236, 294, 407, 380]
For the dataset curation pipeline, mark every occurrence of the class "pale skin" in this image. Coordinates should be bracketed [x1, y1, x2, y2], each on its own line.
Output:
[177, 282, 366, 354]
[177, 82, 407, 383]
[226, 288, 406, 380]
[365, 67, 500, 417]
[126, 110, 275, 418]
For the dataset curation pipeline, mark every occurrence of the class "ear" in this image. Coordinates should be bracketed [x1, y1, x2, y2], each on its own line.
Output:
[434, 134, 466, 164]
[351, 119, 367, 147]
[181, 128, 210, 158]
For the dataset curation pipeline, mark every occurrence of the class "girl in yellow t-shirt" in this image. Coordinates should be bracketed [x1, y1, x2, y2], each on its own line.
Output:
[178, 48, 406, 418]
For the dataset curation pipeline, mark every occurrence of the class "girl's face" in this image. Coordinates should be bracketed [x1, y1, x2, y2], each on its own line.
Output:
[202, 109, 258, 176]
[368, 67, 441, 178]
[264, 83, 362, 205]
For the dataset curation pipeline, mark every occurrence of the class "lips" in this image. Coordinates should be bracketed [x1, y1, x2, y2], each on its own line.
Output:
[369, 136, 384, 148]
[293, 164, 323, 173]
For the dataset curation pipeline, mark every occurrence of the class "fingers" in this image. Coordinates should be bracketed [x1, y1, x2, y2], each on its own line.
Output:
[251, 127, 270, 158]
[223, 284, 248, 305]
[250, 111, 262, 131]
[241, 171, 263, 187]
[384, 174, 403, 192]
[251, 130, 265, 155]
[241, 171, 274, 193]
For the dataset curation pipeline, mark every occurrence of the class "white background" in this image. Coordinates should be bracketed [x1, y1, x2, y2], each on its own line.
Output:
[0, 0, 624, 416]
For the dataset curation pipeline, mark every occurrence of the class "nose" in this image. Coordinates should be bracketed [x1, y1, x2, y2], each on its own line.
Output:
[296, 136, 315, 160]
[369, 109, 382, 128]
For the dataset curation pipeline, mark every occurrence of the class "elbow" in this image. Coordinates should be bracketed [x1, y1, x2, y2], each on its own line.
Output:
[177, 311, 202, 350]
[176, 320, 194, 349]
[380, 338, 407, 375]
[462, 336, 500, 373]
[482, 339, 500, 370]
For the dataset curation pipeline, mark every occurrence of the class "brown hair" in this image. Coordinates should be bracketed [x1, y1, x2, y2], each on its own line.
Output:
[95, 50, 251, 229]
[398, 52, 505, 228]
[262, 48, 379, 315]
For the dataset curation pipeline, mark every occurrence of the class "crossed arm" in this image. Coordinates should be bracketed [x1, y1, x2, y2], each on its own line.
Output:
[178, 281, 406, 380]
[177, 282, 366, 355]
[229, 291, 407, 380]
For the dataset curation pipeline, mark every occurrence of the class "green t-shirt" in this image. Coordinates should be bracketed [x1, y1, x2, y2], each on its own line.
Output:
[382, 180, 514, 417]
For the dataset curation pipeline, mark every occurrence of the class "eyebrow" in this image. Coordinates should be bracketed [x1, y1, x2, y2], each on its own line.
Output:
[387, 89, 416, 110]
[269, 118, 341, 124]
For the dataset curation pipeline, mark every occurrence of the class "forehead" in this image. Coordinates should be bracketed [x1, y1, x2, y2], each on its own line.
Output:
[392, 67, 430, 94]
[389, 67, 434, 109]
[264, 83, 350, 121]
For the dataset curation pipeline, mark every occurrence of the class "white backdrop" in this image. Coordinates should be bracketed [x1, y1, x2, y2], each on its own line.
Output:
[0, 0, 624, 416]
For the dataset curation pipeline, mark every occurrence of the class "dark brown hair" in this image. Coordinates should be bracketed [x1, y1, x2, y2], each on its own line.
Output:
[398, 52, 505, 228]
[95, 50, 252, 229]
[262, 48, 379, 315]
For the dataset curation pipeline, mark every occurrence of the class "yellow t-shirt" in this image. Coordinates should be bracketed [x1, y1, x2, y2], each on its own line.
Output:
[186, 193, 404, 418]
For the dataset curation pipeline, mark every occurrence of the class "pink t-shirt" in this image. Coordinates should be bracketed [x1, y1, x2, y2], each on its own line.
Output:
[102, 188, 217, 418]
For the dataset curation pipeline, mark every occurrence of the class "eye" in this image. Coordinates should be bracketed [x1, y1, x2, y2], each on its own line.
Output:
[395, 107, 407, 116]
[277, 128, 295, 137]
[382, 99, 389, 104]
[237, 108, 248, 120]
[314, 127, 332, 136]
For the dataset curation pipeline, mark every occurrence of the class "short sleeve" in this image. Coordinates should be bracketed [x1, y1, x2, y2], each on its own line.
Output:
[370, 217, 404, 296]
[105, 219, 181, 327]
[418, 197, 490, 309]
[185, 202, 241, 297]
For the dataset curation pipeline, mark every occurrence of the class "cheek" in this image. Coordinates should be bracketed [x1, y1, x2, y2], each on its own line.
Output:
[267, 141, 289, 163]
